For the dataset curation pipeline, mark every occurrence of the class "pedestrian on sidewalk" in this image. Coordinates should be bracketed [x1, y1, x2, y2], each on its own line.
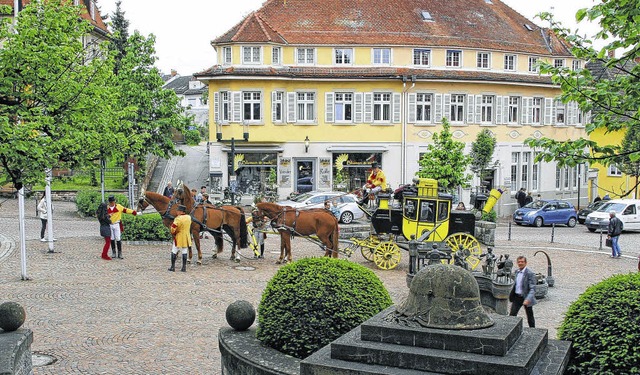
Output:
[163, 181, 174, 198]
[607, 210, 623, 258]
[169, 205, 192, 272]
[37, 192, 51, 242]
[107, 196, 138, 259]
[509, 256, 537, 328]
[96, 203, 112, 260]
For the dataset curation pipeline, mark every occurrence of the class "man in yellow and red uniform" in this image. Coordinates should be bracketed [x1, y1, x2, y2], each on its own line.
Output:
[169, 205, 192, 272]
[107, 195, 138, 259]
[360, 162, 387, 206]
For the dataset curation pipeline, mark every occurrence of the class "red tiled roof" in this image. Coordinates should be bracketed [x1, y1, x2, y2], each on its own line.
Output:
[196, 65, 555, 85]
[0, 0, 109, 35]
[212, 0, 572, 56]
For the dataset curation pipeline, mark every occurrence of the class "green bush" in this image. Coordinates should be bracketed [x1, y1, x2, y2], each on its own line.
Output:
[183, 128, 200, 145]
[75, 190, 128, 217]
[256, 257, 392, 359]
[481, 209, 497, 222]
[558, 272, 640, 375]
[121, 213, 171, 241]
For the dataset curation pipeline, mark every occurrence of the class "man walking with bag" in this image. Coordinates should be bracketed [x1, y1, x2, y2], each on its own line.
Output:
[607, 210, 623, 258]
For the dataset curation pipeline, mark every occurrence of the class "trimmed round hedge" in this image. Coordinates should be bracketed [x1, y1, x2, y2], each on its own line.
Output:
[558, 272, 640, 375]
[256, 257, 392, 359]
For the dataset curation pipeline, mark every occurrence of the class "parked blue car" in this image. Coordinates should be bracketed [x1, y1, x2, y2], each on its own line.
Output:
[513, 200, 577, 227]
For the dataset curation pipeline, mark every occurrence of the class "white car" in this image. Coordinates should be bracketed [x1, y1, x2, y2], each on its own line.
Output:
[584, 199, 640, 232]
[278, 191, 365, 224]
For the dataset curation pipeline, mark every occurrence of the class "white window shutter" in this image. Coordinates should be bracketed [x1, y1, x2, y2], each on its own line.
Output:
[408, 93, 417, 123]
[443, 94, 451, 121]
[465, 94, 474, 123]
[527, 98, 533, 125]
[503, 97, 509, 124]
[543, 98, 553, 125]
[354, 93, 363, 123]
[550, 101, 557, 125]
[392, 93, 401, 123]
[475, 94, 482, 124]
[521, 97, 530, 124]
[214, 92, 220, 124]
[567, 101, 576, 125]
[364, 92, 373, 123]
[232, 91, 242, 123]
[585, 110, 592, 125]
[495, 96, 503, 125]
[287, 92, 296, 123]
[325, 93, 334, 123]
[271, 92, 277, 123]
[434, 94, 443, 123]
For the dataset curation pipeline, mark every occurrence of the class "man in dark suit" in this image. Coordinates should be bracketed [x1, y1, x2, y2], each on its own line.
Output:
[509, 256, 537, 327]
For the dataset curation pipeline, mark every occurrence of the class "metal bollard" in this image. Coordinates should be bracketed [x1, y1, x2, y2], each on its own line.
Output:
[550, 223, 555, 243]
[599, 226, 604, 250]
[508, 221, 512, 241]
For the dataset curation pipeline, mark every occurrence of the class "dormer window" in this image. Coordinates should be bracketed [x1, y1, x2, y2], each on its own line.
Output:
[504, 54, 516, 71]
[242, 46, 262, 64]
[421, 11, 433, 21]
[554, 59, 565, 68]
[446, 50, 462, 67]
[222, 47, 232, 65]
[372, 48, 391, 65]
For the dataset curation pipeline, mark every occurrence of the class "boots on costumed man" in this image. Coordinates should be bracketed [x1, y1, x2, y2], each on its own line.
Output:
[168, 253, 176, 272]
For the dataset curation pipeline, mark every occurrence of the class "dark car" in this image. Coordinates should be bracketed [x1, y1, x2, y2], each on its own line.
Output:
[577, 201, 606, 224]
[513, 199, 577, 227]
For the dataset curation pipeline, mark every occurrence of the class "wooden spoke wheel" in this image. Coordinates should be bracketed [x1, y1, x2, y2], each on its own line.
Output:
[373, 241, 401, 270]
[359, 236, 381, 262]
[445, 232, 482, 270]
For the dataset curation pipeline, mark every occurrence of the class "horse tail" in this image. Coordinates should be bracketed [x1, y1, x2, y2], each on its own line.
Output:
[237, 206, 249, 248]
[332, 217, 339, 256]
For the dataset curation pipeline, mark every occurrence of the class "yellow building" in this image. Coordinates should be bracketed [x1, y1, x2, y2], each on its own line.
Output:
[196, 0, 589, 215]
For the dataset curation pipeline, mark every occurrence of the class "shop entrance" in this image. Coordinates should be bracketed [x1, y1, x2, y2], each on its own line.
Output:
[295, 159, 315, 193]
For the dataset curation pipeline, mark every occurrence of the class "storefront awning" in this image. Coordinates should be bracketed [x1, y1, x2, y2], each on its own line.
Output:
[220, 145, 284, 153]
[325, 145, 388, 152]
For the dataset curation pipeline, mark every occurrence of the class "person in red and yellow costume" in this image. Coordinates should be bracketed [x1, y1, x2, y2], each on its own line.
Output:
[107, 195, 138, 259]
[360, 162, 387, 206]
[169, 205, 192, 272]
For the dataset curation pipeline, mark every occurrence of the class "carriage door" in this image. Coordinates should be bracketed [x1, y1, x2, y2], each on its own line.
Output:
[295, 159, 315, 193]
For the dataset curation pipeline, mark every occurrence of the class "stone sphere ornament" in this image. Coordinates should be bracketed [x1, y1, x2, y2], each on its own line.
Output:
[225, 300, 255, 331]
[0, 301, 26, 332]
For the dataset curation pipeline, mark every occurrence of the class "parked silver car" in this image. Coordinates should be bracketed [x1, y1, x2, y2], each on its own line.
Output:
[278, 191, 365, 224]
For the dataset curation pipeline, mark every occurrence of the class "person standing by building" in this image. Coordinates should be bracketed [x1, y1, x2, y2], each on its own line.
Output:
[524, 192, 533, 206]
[195, 186, 207, 204]
[107, 196, 137, 259]
[37, 192, 54, 242]
[509, 256, 537, 328]
[163, 181, 174, 198]
[169, 205, 192, 272]
[96, 203, 112, 260]
[359, 162, 387, 206]
[515, 188, 526, 208]
[607, 210, 623, 258]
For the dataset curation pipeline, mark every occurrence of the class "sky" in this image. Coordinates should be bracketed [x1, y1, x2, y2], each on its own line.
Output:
[96, 0, 602, 76]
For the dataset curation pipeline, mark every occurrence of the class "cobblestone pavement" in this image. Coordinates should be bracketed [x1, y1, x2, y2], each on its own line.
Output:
[0, 199, 638, 374]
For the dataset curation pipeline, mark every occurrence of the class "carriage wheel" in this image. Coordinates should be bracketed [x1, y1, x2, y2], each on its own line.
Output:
[373, 241, 401, 270]
[445, 232, 482, 270]
[359, 236, 380, 262]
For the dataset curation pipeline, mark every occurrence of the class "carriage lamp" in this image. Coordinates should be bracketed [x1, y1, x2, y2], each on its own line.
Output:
[304, 136, 310, 153]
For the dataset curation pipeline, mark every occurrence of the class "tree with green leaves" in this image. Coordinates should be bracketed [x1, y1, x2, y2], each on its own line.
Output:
[469, 128, 496, 185]
[416, 120, 471, 192]
[525, 2, 640, 196]
[0, 0, 116, 190]
[616, 123, 640, 198]
[108, 0, 129, 75]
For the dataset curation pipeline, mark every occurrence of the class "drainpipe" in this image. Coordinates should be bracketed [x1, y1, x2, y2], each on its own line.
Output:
[401, 75, 416, 184]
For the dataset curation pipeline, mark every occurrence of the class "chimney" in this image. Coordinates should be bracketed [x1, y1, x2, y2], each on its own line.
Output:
[171, 69, 178, 77]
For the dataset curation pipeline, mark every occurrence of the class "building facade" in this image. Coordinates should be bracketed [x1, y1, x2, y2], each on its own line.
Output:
[196, 0, 589, 215]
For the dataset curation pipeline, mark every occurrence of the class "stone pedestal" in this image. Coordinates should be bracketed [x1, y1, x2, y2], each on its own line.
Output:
[475, 273, 513, 315]
[475, 220, 496, 246]
[0, 329, 33, 375]
[300, 307, 571, 375]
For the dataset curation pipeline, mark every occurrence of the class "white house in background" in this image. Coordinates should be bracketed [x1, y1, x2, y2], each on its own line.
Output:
[163, 74, 209, 127]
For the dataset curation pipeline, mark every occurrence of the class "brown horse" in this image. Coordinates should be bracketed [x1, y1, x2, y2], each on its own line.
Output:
[255, 202, 340, 264]
[136, 190, 213, 264]
[173, 183, 248, 262]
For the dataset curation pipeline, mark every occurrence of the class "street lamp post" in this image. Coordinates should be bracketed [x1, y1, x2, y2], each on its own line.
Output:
[218, 125, 249, 206]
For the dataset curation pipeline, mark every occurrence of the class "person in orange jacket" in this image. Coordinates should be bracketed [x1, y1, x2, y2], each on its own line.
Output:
[360, 162, 387, 206]
[107, 195, 138, 259]
[169, 205, 192, 272]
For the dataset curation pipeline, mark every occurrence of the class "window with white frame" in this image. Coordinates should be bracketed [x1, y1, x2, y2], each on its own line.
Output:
[222, 47, 232, 65]
[481, 95, 494, 123]
[296, 92, 315, 122]
[521, 152, 529, 189]
[334, 92, 353, 122]
[373, 93, 391, 122]
[554, 59, 565, 68]
[532, 153, 540, 190]
[242, 46, 261, 64]
[296, 48, 315, 64]
[334, 48, 353, 65]
[446, 50, 462, 67]
[528, 56, 538, 72]
[272, 91, 283, 123]
[272, 47, 281, 65]
[413, 49, 431, 66]
[510, 152, 520, 192]
[450, 94, 465, 123]
[372, 48, 391, 65]
[572, 60, 582, 71]
[555, 165, 581, 190]
[555, 100, 565, 124]
[243, 91, 261, 121]
[504, 54, 516, 71]
[416, 93, 432, 123]
[477, 52, 490, 69]
[508, 96, 519, 124]
[221, 91, 231, 122]
[609, 164, 623, 176]
[511, 151, 538, 191]
[531, 97, 542, 124]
